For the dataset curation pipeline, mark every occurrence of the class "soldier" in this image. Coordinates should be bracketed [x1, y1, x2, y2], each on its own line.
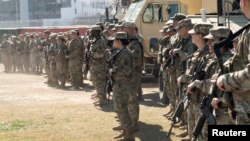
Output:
[158, 25, 176, 112]
[55, 35, 68, 88]
[34, 34, 43, 73]
[216, 0, 250, 125]
[109, 32, 134, 141]
[120, 21, 141, 131]
[83, 30, 91, 80]
[177, 23, 213, 141]
[185, 27, 234, 141]
[0, 34, 11, 72]
[40, 30, 51, 75]
[19, 34, 29, 72]
[75, 29, 84, 87]
[47, 33, 58, 86]
[29, 34, 39, 73]
[10, 36, 18, 72]
[89, 25, 108, 105]
[164, 13, 187, 119]
[68, 30, 83, 89]
[24, 34, 31, 72]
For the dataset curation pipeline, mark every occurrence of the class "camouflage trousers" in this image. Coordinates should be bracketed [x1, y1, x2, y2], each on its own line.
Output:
[90, 68, 106, 100]
[163, 72, 174, 109]
[56, 61, 67, 86]
[1, 54, 11, 72]
[20, 54, 29, 72]
[30, 53, 38, 72]
[169, 72, 177, 110]
[236, 112, 250, 125]
[49, 59, 58, 85]
[113, 79, 139, 129]
[69, 60, 83, 88]
[11, 55, 17, 72]
[187, 103, 205, 140]
[216, 109, 235, 125]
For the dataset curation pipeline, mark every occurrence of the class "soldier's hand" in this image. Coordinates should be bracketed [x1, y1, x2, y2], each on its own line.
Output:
[217, 75, 226, 91]
[187, 80, 201, 94]
[109, 69, 113, 75]
[211, 98, 222, 109]
[165, 67, 173, 74]
[177, 75, 187, 84]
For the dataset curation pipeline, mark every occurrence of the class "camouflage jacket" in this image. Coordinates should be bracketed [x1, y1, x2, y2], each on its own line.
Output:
[0, 41, 11, 55]
[68, 38, 82, 61]
[219, 26, 250, 113]
[127, 37, 143, 74]
[89, 37, 107, 70]
[111, 48, 133, 81]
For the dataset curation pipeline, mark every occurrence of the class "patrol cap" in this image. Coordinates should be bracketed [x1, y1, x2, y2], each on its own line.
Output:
[12, 36, 17, 39]
[159, 26, 168, 33]
[29, 34, 34, 38]
[70, 30, 77, 34]
[170, 13, 186, 21]
[96, 22, 104, 27]
[104, 22, 110, 29]
[91, 25, 102, 31]
[111, 32, 128, 40]
[176, 19, 192, 30]
[49, 33, 57, 39]
[107, 24, 115, 29]
[95, 22, 104, 31]
[18, 34, 24, 37]
[44, 30, 51, 34]
[188, 23, 213, 36]
[57, 35, 66, 42]
[204, 27, 231, 40]
[2, 34, 7, 38]
[121, 21, 136, 29]
[165, 20, 173, 25]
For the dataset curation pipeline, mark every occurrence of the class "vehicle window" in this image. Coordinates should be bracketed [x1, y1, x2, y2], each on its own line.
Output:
[153, 4, 163, 22]
[143, 4, 153, 23]
[168, 4, 179, 18]
[123, 1, 144, 22]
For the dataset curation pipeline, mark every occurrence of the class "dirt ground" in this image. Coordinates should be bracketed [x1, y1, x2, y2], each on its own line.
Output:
[0, 64, 182, 141]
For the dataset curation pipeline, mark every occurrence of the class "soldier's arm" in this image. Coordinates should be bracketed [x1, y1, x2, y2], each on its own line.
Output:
[91, 41, 105, 59]
[112, 53, 132, 76]
[130, 42, 142, 67]
[219, 64, 250, 92]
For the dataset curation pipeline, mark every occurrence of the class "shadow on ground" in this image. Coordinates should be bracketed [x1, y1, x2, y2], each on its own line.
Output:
[136, 121, 170, 141]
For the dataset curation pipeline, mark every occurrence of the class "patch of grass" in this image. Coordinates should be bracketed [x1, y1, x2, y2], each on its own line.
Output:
[0, 120, 27, 131]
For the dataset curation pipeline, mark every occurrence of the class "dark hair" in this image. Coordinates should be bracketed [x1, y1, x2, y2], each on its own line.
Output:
[120, 39, 129, 46]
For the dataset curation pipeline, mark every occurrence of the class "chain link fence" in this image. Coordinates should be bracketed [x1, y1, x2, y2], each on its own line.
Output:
[0, 16, 101, 28]
[224, 0, 247, 32]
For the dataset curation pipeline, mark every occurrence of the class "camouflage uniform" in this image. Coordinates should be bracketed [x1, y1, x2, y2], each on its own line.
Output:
[0, 36, 11, 72]
[40, 37, 51, 75]
[55, 36, 68, 87]
[47, 34, 58, 86]
[34, 37, 43, 73]
[18, 39, 29, 72]
[10, 38, 18, 72]
[110, 32, 134, 140]
[89, 25, 108, 102]
[158, 25, 174, 107]
[29, 36, 39, 72]
[179, 23, 213, 140]
[218, 24, 250, 125]
[121, 22, 142, 130]
[68, 32, 83, 89]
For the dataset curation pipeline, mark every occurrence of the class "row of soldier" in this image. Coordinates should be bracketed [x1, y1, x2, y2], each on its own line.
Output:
[157, 3, 249, 140]
[0, 21, 144, 141]
[0, 34, 43, 73]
